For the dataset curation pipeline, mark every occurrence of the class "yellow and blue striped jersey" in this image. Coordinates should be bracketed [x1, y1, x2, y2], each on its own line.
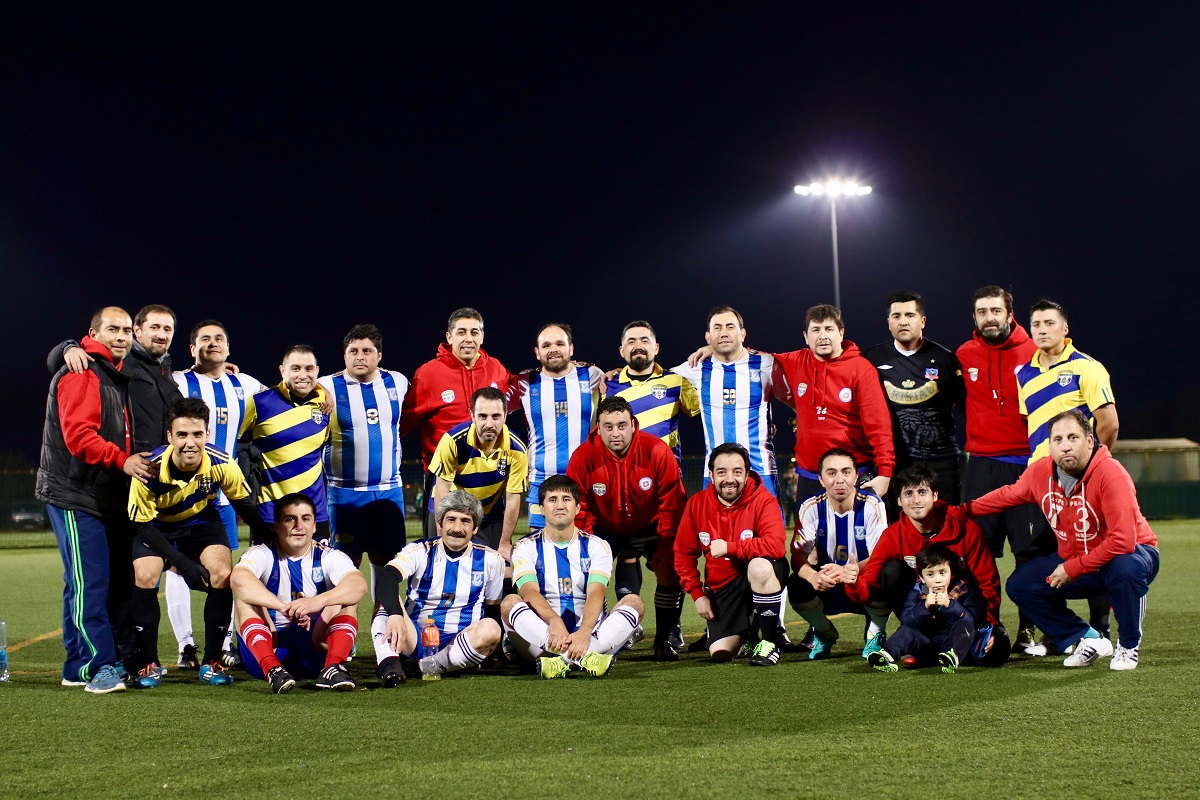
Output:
[603, 364, 700, 463]
[1016, 339, 1115, 462]
[128, 443, 251, 526]
[430, 421, 529, 522]
[239, 382, 331, 523]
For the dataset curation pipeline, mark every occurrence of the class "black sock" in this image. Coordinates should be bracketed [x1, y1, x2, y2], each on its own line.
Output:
[653, 587, 682, 643]
[615, 561, 642, 599]
[753, 590, 784, 644]
[203, 587, 234, 665]
[131, 586, 161, 669]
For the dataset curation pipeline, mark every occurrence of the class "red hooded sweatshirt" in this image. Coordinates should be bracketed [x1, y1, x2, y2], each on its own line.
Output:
[566, 425, 685, 540]
[774, 341, 895, 476]
[674, 472, 787, 599]
[955, 323, 1037, 457]
[964, 445, 1157, 580]
[58, 336, 132, 469]
[401, 343, 512, 468]
[845, 500, 1002, 624]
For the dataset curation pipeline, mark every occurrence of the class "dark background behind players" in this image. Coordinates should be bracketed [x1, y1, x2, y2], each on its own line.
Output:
[4, 8, 1198, 464]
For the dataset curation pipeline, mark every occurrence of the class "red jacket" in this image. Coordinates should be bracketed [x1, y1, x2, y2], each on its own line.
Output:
[566, 426, 685, 540]
[401, 343, 512, 468]
[964, 445, 1157, 580]
[775, 342, 895, 476]
[955, 324, 1037, 457]
[58, 336, 131, 470]
[846, 500, 1002, 624]
[674, 473, 786, 599]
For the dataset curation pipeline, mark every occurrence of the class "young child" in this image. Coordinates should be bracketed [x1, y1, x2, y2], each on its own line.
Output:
[868, 544, 985, 674]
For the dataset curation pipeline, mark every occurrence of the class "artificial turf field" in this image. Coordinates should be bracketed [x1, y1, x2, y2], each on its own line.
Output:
[1, 523, 1198, 800]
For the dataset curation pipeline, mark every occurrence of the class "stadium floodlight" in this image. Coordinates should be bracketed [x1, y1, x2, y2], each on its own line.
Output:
[793, 178, 872, 309]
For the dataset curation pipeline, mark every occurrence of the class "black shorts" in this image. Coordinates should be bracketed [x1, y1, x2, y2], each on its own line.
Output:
[706, 557, 789, 643]
[963, 455, 1055, 559]
[131, 519, 230, 562]
[595, 524, 659, 561]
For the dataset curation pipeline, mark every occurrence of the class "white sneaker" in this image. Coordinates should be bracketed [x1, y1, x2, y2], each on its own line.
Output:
[1063, 636, 1114, 667]
[1023, 638, 1049, 657]
[1110, 644, 1139, 671]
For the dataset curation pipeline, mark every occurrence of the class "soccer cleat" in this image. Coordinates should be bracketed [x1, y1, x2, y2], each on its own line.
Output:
[537, 656, 570, 680]
[198, 662, 235, 686]
[1063, 636, 1114, 667]
[580, 651, 614, 677]
[861, 631, 886, 659]
[177, 643, 200, 670]
[653, 641, 680, 662]
[378, 656, 406, 688]
[796, 627, 816, 652]
[130, 663, 163, 689]
[315, 663, 355, 691]
[623, 624, 646, 651]
[84, 665, 127, 694]
[267, 666, 296, 694]
[219, 646, 242, 669]
[868, 650, 898, 673]
[808, 626, 839, 661]
[938, 650, 959, 674]
[1014, 625, 1037, 652]
[1110, 645, 1139, 671]
[667, 623, 685, 651]
[749, 639, 781, 667]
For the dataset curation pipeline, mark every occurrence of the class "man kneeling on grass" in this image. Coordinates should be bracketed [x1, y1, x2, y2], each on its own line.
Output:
[231, 493, 368, 694]
[502, 475, 645, 679]
[371, 490, 504, 685]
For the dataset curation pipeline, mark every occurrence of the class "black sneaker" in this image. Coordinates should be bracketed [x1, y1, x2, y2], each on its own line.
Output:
[267, 666, 296, 695]
[378, 656, 406, 688]
[667, 623, 685, 651]
[219, 646, 242, 669]
[316, 663, 355, 691]
[653, 641, 680, 662]
[748, 640, 781, 667]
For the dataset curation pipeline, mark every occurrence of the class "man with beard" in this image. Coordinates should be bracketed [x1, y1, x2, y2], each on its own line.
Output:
[604, 320, 700, 467]
[509, 323, 604, 530]
[956, 286, 1058, 654]
[429, 387, 528, 558]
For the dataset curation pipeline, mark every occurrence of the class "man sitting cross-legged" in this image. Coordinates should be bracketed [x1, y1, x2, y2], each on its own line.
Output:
[502, 475, 645, 679]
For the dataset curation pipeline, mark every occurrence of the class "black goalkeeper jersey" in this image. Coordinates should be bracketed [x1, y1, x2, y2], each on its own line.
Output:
[863, 338, 964, 462]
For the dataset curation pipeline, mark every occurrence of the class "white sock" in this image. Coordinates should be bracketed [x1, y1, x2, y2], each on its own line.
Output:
[368, 562, 378, 604]
[223, 607, 236, 652]
[795, 597, 834, 634]
[590, 606, 641, 655]
[507, 601, 550, 650]
[866, 603, 890, 637]
[163, 570, 194, 649]
[433, 632, 486, 673]
[371, 608, 399, 662]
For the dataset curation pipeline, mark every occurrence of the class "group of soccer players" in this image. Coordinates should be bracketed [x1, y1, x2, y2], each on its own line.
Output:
[38, 289, 1160, 694]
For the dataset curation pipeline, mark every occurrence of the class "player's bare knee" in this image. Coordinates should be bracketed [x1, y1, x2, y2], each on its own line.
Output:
[471, 618, 502, 651]
[709, 647, 736, 663]
[134, 558, 163, 589]
[747, 557, 779, 592]
[208, 564, 232, 589]
[616, 594, 645, 615]
[500, 594, 522, 618]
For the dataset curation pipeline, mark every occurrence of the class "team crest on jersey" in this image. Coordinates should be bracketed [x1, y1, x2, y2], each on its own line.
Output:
[197, 476, 214, 495]
[651, 384, 668, 399]
[968, 367, 979, 382]
[497, 459, 508, 476]
[796, 382, 808, 398]
[388, 388, 399, 401]
[750, 370, 761, 383]
[838, 387, 853, 402]
[234, 388, 245, 398]
[311, 410, 326, 424]
[471, 572, 484, 587]
[592, 483, 607, 496]
[580, 558, 591, 572]
[698, 531, 711, 546]
[854, 526, 866, 540]
[441, 390, 455, 403]
[1057, 371, 1076, 387]
[925, 368, 939, 380]
[904, 556, 916, 568]
[490, 382, 499, 389]
[740, 529, 754, 541]
[638, 477, 653, 491]
[312, 567, 324, 584]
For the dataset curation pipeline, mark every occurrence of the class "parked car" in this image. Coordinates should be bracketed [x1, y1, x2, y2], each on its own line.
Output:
[10, 504, 49, 530]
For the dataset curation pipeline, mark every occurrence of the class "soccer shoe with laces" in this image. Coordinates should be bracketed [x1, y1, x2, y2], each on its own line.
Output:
[267, 666, 296, 694]
[537, 656, 570, 680]
[1063, 636, 1114, 667]
[808, 626, 839, 660]
[580, 651, 614, 677]
[177, 643, 200, 670]
[130, 663, 163, 689]
[748, 639, 781, 667]
[218, 646, 242, 669]
[198, 662, 235, 686]
[84, 665, 127, 694]
[861, 631, 886, 659]
[315, 663, 355, 691]
[623, 624, 645, 651]
[938, 650, 959, 674]
[868, 650, 898, 674]
[1110, 645, 1139, 671]
[378, 656, 406, 687]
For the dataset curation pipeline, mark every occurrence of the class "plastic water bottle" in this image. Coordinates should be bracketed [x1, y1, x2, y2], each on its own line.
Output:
[420, 617, 440, 681]
[0, 619, 10, 682]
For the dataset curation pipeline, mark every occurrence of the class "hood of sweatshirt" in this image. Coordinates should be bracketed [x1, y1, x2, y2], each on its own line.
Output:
[970, 322, 1032, 352]
[435, 342, 495, 372]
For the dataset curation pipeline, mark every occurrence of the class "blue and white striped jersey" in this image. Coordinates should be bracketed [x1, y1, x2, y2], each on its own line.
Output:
[173, 369, 265, 506]
[793, 491, 886, 566]
[234, 542, 357, 629]
[510, 365, 603, 487]
[673, 351, 779, 477]
[511, 530, 613, 632]
[389, 539, 505, 640]
[319, 369, 410, 491]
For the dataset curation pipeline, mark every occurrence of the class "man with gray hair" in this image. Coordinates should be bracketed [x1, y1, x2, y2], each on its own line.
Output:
[370, 489, 505, 685]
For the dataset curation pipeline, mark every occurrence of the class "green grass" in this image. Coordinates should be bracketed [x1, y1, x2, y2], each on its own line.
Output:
[2, 523, 1199, 799]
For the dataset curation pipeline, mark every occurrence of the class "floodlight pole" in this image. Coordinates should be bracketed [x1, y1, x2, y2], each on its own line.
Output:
[829, 197, 840, 311]
[794, 180, 870, 311]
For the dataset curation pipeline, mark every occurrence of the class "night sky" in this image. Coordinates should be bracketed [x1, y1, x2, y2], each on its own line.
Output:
[4, 7, 1198, 464]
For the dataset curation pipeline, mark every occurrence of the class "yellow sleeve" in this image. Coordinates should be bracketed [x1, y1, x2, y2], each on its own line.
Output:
[127, 477, 159, 523]
[680, 376, 702, 417]
[429, 432, 458, 479]
[217, 459, 251, 502]
[1081, 361, 1115, 411]
[506, 448, 529, 494]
